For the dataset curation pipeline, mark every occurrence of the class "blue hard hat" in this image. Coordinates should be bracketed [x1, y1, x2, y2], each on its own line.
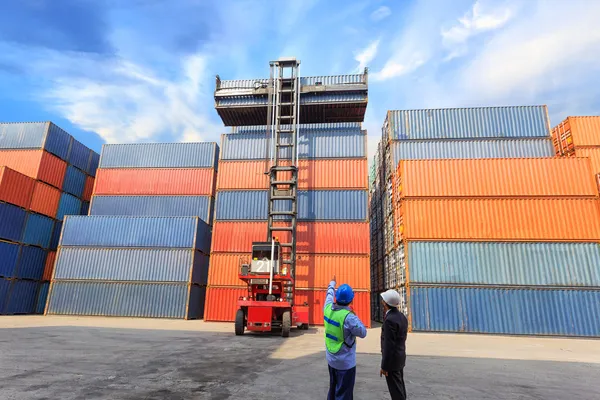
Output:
[336, 284, 354, 305]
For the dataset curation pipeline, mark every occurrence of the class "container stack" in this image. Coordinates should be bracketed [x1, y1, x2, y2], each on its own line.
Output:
[370, 106, 600, 337]
[204, 124, 371, 325]
[0, 122, 98, 315]
[552, 117, 600, 187]
[45, 142, 218, 319]
[205, 67, 371, 326]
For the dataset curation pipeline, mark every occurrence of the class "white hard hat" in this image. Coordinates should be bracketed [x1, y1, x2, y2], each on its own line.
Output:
[380, 289, 401, 307]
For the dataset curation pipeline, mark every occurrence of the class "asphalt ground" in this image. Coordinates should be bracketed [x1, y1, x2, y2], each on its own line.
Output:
[1, 316, 599, 399]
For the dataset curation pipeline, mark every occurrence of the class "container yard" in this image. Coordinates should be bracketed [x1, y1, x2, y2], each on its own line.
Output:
[2, 55, 600, 399]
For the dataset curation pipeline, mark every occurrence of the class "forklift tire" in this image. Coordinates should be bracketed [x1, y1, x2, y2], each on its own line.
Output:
[281, 311, 291, 338]
[235, 309, 245, 336]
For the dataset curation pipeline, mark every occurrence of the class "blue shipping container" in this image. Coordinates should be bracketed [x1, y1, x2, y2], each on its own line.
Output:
[216, 92, 367, 107]
[81, 201, 90, 216]
[0, 122, 72, 160]
[99, 142, 219, 169]
[36, 282, 49, 314]
[90, 196, 213, 223]
[54, 248, 209, 284]
[215, 190, 367, 221]
[60, 216, 211, 253]
[221, 130, 366, 160]
[46, 281, 205, 319]
[16, 246, 47, 280]
[87, 152, 100, 176]
[0, 202, 27, 242]
[0, 278, 10, 313]
[410, 286, 600, 337]
[233, 122, 362, 134]
[390, 138, 554, 165]
[50, 221, 63, 250]
[63, 165, 86, 198]
[23, 213, 54, 249]
[68, 139, 92, 172]
[57, 193, 82, 221]
[0, 242, 20, 278]
[385, 106, 551, 140]
[408, 242, 600, 286]
[3, 279, 38, 314]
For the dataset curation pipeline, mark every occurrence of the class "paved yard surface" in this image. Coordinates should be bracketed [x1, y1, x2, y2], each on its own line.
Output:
[1, 316, 599, 399]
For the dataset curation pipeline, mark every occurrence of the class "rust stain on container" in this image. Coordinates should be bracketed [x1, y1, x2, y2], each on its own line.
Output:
[552, 116, 600, 153]
[397, 158, 598, 198]
[43, 251, 56, 281]
[208, 252, 370, 290]
[397, 198, 600, 241]
[30, 181, 61, 218]
[0, 167, 35, 209]
[211, 221, 370, 254]
[204, 286, 371, 328]
[217, 159, 368, 190]
[94, 168, 216, 196]
[0, 150, 67, 189]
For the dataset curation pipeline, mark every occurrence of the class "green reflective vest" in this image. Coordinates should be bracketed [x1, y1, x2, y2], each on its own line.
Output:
[324, 303, 353, 354]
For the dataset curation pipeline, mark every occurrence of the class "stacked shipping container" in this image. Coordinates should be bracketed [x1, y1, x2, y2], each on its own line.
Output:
[0, 122, 98, 315]
[370, 106, 600, 337]
[552, 117, 600, 186]
[45, 143, 219, 318]
[205, 123, 372, 326]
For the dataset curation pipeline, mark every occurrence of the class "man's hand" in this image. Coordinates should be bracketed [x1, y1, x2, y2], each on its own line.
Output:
[380, 369, 388, 377]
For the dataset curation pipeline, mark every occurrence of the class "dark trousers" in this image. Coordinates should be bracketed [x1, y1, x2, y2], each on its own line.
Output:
[328, 365, 356, 400]
[385, 369, 406, 400]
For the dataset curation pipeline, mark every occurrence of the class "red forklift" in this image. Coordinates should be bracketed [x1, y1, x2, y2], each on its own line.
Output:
[234, 58, 310, 337]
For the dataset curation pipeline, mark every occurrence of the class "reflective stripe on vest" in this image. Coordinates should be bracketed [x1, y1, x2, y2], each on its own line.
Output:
[324, 303, 353, 354]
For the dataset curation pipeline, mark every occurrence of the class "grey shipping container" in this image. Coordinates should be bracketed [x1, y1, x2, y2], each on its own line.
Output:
[60, 216, 211, 253]
[384, 106, 551, 140]
[46, 281, 206, 319]
[99, 143, 219, 169]
[54, 248, 209, 284]
[90, 195, 213, 223]
[0, 122, 72, 161]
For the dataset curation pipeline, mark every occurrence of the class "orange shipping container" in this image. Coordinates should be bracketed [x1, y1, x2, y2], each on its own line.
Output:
[0, 149, 66, 189]
[207, 253, 370, 290]
[0, 167, 35, 209]
[204, 286, 371, 328]
[552, 116, 600, 153]
[575, 147, 600, 176]
[94, 168, 216, 196]
[396, 198, 600, 242]
[397, 158, 598, 198]
[43, 251, 56, 281]
[217, 159, 368, 190]
[30, 181, 61, 218]
[83, 175, 94, 201]
[211, 221, 370, 254]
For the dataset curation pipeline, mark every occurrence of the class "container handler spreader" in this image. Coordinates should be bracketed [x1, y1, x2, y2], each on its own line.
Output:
[235, 58, 310, 337]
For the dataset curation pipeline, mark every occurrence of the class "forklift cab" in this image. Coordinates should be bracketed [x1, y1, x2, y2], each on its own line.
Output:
[249, 241, 281, 275]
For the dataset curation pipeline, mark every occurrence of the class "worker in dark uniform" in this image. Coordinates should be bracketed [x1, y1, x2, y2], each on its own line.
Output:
[324, 276, 367, 400]
[380, 289, 408, 400]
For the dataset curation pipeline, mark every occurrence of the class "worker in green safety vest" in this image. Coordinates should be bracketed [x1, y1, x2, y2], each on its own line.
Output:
[324, 275, 367, 400]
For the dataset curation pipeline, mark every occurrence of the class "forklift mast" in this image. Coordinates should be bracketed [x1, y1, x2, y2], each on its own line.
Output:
[265, 58, 301, 306]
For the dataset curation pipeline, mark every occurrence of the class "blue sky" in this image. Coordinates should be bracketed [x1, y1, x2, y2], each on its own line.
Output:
[1, 0, 599, 159]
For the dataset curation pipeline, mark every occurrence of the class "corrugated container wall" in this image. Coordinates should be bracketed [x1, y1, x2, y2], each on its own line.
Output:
[552, 116, 600, 150]
[23, 213, 54, 249]
[90, 196, 213, 222]
[30, 182, 61, 218]
[410, 286, 600, 337]
[385, 106, 551, 141]
[94, 168, 216, 196]
[3, 279, 38, 314]
[0, 122, 72, 160]
[407, 242, 600, 286]
[575, 148, 600, 175]
[0, 167, 35, 209]
[397, 158, 598, 198]
[63, 165, 87, 198]
[0, 202, 27, 242]
[99, 143, 219, 169]
[0, 242, 20, 278]
[68, 139, 92, 171]
[0, 150, 67, 189]
[57, 193, 82, 220]
[15, 246, 46, 280]
[60, 216, 211, 253]
[398, 199, 600, 241]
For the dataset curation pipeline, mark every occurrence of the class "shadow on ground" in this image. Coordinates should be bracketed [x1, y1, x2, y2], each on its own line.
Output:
[0, 326, 599, 399]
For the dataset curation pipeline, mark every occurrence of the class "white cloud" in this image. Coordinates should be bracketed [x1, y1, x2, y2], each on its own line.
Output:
[371, 6, 391, 22]
[371, 57, 427, 81]
[45, 53, 221, 144]
[354, 40, 379, 73]
[441, 0, 514, 60]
